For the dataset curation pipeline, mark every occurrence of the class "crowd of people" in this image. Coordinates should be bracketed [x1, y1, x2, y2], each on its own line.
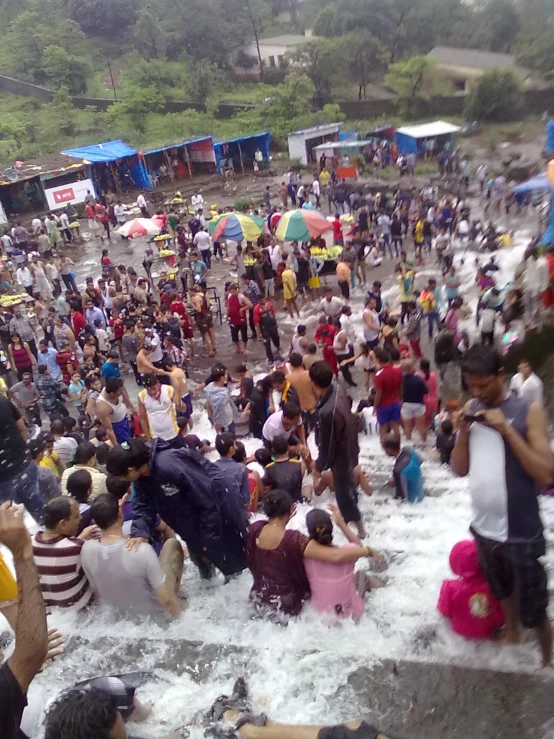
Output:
[1, 146, 554, 738]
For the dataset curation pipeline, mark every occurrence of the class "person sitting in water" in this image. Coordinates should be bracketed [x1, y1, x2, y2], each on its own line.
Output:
[81, 493, 184, 621]
[438, 539, 504, 640]
[246, 489, 373, 618]
[304, 505, 382, 622]
[382, 434, 424, 503]
[32, 496, 98, 610]
[262, 434, 311, 502]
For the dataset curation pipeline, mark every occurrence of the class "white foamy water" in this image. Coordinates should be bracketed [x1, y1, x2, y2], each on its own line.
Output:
[8, 227, 554, 736]
[14, 417, 554, 737]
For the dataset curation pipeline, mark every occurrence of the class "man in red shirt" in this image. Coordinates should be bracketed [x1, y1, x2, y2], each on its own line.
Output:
[70, 305, 86, 337]
[332, 214, 343, 245]
[373, 347, 403, 442]
[85, 202, 99, 239]
[94, 203, 111, 241]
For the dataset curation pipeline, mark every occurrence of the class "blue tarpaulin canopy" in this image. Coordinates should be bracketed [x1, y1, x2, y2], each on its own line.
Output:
[144, 136, 214, 157]
[61, 139, 150, 190]
[214, 132, 271, 174]
[61, 140, 138, 163]
[511, 173, 550, 194]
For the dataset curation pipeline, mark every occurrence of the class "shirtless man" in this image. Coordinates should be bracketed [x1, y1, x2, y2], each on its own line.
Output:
[164, 354, 193, 429]
[190, 286, 216, 357]
[136, 342, 171, 384]
[95, 377, 136, 446]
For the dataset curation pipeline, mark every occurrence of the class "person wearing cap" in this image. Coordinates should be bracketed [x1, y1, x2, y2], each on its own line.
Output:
[138, 374, 180, 443]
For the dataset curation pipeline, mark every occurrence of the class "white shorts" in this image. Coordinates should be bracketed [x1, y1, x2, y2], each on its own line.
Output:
[401, 402, 426, 420]
[88, 219, 99, 231]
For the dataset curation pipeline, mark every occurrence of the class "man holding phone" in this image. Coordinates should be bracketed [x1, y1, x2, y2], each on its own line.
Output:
[451, 345, 554, 667]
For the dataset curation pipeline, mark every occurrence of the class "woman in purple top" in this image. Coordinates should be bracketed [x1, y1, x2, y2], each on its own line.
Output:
[246, 490, 371, 617]
[476, 268, 496, 326]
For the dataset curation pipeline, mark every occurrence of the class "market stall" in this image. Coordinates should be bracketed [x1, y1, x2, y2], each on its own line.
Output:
[395, 121, 461, 156]
[310, 243, 344, 276]
[214, 132, 271, 174]
[62, 140, 151, 194]
[287, 123, 342, 166]
[144, 136, 217, 187]
[312, 140, 374, 178]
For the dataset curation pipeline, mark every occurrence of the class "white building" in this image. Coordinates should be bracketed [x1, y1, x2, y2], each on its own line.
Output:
[287, 123, 342, 166]
[231, 33, 315, 79]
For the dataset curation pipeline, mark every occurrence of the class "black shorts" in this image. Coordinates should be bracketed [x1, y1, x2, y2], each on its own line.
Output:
[472, 529, 548, 628]
[196, 314, 213, 334]
[179, 392, 193, 419]
[338, 280, 350, 300]
[318, 722, 389, 739]
[230, 323, 248, 343]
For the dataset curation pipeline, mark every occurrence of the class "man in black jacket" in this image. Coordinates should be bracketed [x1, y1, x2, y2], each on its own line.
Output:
[309, 361, 366, 538]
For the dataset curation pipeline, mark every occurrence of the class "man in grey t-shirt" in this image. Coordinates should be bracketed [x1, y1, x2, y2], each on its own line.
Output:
[81, 494, 183, 620]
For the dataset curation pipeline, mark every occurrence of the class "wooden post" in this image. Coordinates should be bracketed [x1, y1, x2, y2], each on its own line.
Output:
[184, 145, 192, 178]
[238, 142, 245, 174]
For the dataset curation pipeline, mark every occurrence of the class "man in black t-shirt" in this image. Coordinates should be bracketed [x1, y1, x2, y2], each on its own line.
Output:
[0, 501, 49, 739]
[0, 396, 44, 523]
[262, 434, 308, 501]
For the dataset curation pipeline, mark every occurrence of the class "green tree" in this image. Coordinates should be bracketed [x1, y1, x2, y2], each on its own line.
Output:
[186, 60, 228, 105]
[133, 9, 167, 60]
[312, 4, 337, 36]
[68, 0, 138, 37]
[121, 54, 186, 95]
[5, 11, 46, 78]
[42, 45, 89, 94]
[341, 31, 387, 99]
[106, 85, 164, 134]
[465, 69, 523, 121]
[385, 56, 448, 104]
[287, 39, 343, 106]
[480, 0, 521, 51]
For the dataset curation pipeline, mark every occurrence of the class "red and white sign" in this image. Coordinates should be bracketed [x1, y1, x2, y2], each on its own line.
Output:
[44, 178, 95, 210]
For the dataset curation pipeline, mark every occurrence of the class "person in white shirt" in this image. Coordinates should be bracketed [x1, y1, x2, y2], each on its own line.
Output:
[16, 265, 33, 294]
[319, 289, 343, 319]
[136, 192, 149, 218]
[114, 201, 126, 226]
[81, 493, 183, 620]
[1, 231, 13, 254]
[312, 178, 321, 208]
[191, 192, 204, 212]
[509, 359, 544, 407]
[193, 228, 213, 269]
[31, 217, 42, 235]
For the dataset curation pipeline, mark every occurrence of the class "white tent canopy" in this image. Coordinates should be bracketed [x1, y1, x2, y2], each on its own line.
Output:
[396, 120, 461, 139]
[312, 140, 372, 153]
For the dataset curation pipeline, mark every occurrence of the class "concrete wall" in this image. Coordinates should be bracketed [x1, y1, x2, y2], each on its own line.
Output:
[0, 74, 54, 102]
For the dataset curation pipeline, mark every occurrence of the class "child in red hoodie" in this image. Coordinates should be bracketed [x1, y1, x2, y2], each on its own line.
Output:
[438, 539, 504, 639]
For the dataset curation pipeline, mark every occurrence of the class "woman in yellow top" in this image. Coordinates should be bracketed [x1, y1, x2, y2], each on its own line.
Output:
[0, 551, 17, 630]
[40, 437, 65, 481]
[281, 261, 300, 318]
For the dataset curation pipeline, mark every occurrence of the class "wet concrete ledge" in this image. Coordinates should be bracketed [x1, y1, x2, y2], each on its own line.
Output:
[64, 636, 554, 739]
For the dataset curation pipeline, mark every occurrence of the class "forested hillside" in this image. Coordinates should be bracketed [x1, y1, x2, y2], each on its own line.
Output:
[0, 0, 552, 165]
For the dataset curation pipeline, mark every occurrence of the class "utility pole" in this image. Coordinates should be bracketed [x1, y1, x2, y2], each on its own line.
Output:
[107, 59, 118, 100]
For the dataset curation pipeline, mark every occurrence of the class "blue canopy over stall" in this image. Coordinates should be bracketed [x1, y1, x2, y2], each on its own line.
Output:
[511, 173, 550, 194]
[143, 136, 216, 186]
[62, 139, 151, 192]
[214, 132, 271, 174]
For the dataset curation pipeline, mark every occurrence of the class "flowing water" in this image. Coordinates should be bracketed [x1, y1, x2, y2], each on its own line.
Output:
[8, 228, 554, 737]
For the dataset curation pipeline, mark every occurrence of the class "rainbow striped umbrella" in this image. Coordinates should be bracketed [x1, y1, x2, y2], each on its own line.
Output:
[275, 208, 332, 243]
[209, 212, 264, 242]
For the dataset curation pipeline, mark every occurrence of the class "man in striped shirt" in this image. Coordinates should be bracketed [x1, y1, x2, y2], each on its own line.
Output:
[32, 497, 98, 610]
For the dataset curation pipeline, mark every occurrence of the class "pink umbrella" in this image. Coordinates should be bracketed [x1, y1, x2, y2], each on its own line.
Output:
[115, 218, 160, 239]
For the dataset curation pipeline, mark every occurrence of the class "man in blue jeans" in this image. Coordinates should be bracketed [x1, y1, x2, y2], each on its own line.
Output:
[0, 395, 44, 523]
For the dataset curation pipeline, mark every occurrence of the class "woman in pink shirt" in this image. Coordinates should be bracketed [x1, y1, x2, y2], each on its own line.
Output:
[304, 505, 382, 621]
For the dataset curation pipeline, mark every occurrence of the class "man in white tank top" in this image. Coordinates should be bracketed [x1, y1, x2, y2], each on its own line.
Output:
[96, 377, 135, 446]
[138, 374, 179, 442]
